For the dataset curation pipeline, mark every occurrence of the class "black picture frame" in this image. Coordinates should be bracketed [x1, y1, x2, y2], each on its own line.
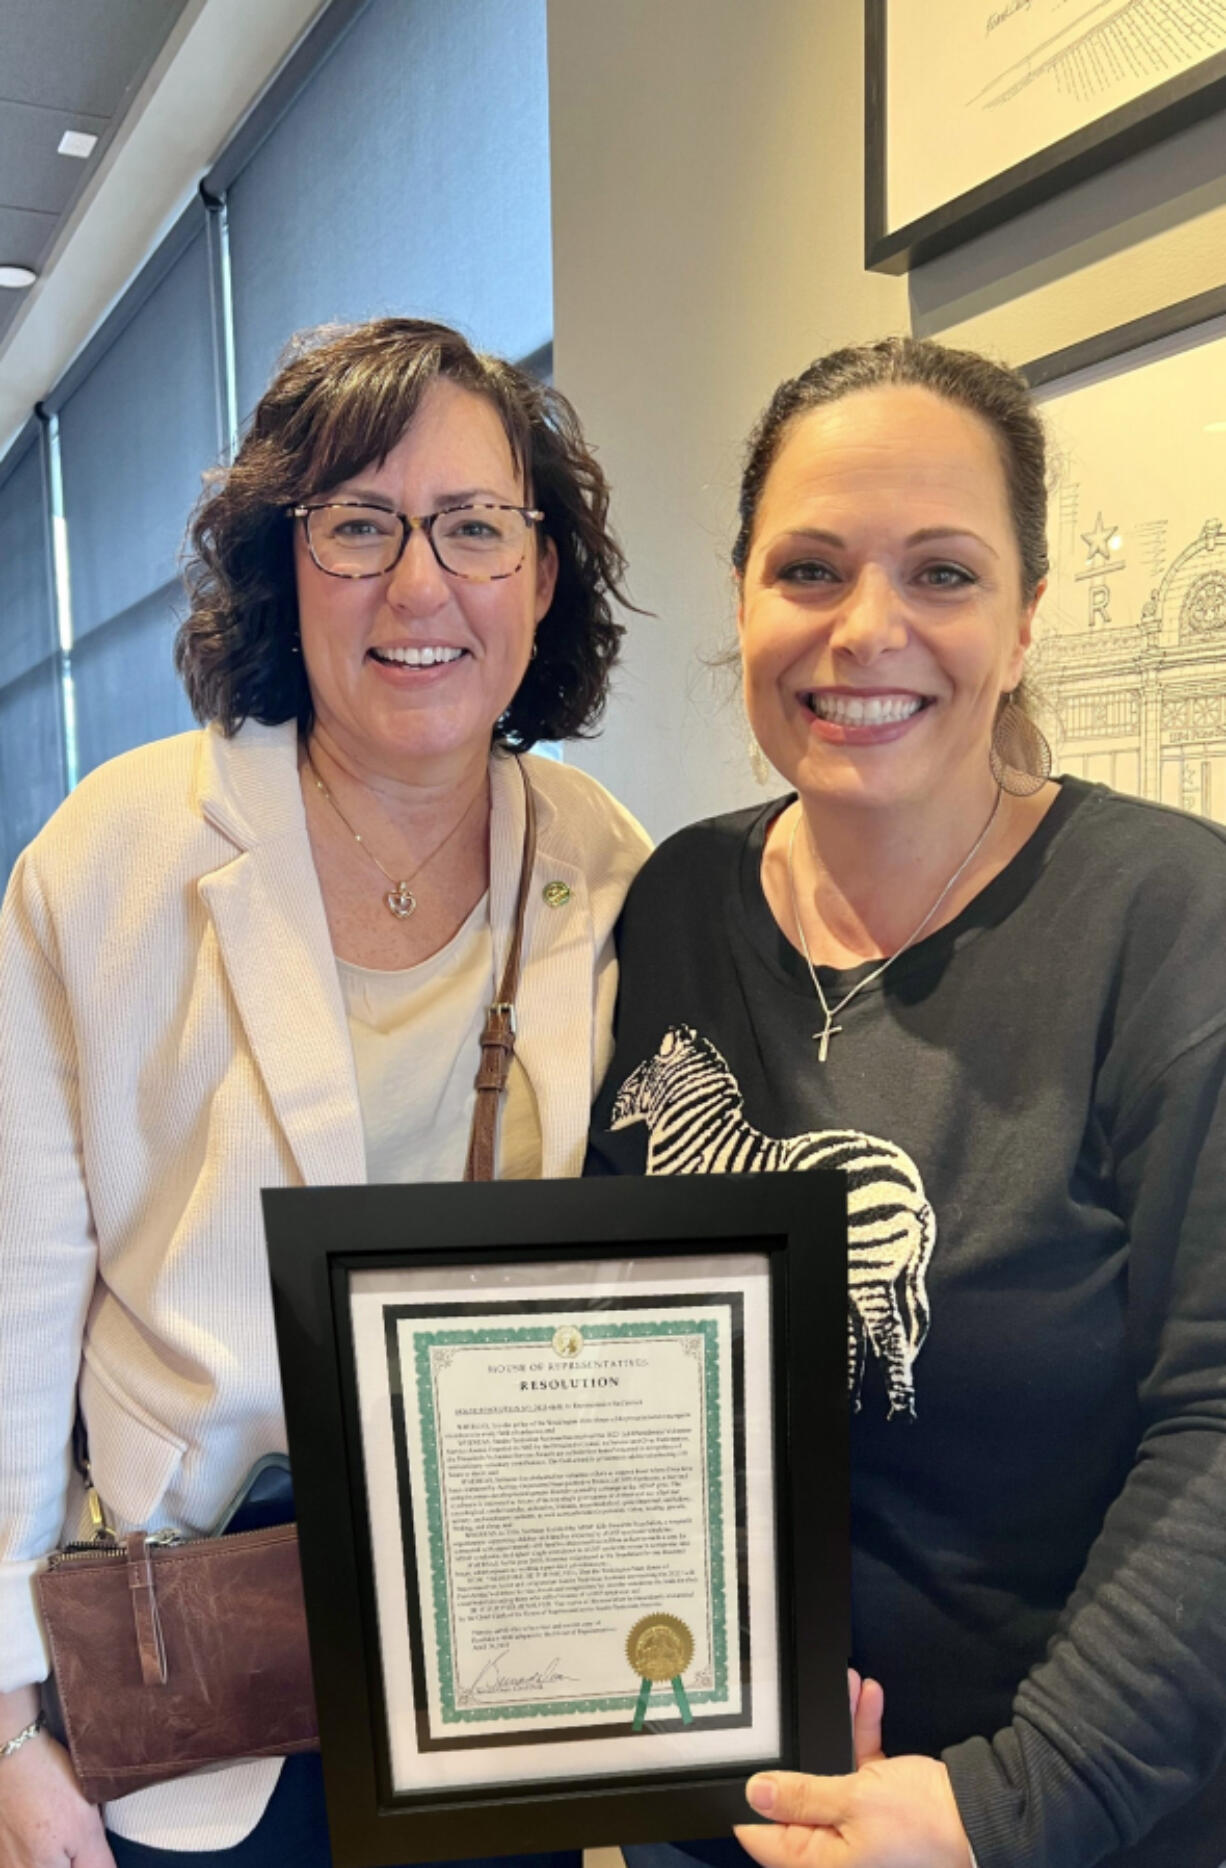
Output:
[865, 0, 1226, 274]
[263, 1174, 851, 1867]
[1019, 282, 1226, 388]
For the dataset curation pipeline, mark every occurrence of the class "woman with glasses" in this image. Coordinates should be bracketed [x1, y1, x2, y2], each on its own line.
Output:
[0, 318, 648, 1866]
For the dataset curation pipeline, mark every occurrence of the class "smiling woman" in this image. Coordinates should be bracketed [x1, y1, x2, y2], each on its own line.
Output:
[736, 384, 1034, 855]
[288, 379, 556, 828]
[0, 318, 650, 1866]
[590, 336, 1226, 1868]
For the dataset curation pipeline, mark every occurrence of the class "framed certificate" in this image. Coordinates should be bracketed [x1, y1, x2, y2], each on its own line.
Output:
[264, 1175, 850, 1866]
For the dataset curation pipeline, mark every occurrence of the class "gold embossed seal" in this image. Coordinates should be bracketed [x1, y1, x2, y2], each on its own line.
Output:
[626, 1614, 695, 1727]
[626, 1614, 693, 1682]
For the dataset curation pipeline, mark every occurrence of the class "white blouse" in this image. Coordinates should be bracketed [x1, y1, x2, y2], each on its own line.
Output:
[337, 894, 542, 1183]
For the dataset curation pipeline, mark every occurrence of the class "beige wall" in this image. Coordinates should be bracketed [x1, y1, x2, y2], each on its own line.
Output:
[548, 0, 1225, 838]
[547, 0, 906, 836]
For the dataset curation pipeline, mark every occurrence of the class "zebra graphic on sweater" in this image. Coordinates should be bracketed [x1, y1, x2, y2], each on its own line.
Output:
[609, 1025, 935, 1418]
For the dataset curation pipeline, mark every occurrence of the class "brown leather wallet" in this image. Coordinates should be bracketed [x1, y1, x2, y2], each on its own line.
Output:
[37, 1525, 316, 1804]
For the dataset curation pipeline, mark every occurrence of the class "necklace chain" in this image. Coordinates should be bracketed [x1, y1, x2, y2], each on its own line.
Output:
[786, 787, 1003, 1062]
[304, 748, 483, 921]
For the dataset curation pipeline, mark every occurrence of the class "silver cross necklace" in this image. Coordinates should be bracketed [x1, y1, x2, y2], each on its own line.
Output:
[785, 786, 1003, 1062]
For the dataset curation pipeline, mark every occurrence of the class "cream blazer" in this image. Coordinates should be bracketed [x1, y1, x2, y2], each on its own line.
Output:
[0, 720, 649, 1846]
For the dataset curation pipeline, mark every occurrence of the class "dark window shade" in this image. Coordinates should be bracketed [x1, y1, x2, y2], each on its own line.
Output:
[58, 219, 220, 645]
[0, 656, 65, 886]
[72, 582, 196, 780]
[0, 431, 64, 883]
[0, 429, 57, 689]
[227, 0, 552, 423]
[54, 214, 219, 778]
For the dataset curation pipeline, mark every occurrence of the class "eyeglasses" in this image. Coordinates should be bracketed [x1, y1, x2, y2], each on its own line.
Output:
[289, 500, 544, 582]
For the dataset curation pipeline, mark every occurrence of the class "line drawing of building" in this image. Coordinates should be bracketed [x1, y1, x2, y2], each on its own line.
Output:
[1031, 512, 1226, 825]
[973, 0, 1226, 114]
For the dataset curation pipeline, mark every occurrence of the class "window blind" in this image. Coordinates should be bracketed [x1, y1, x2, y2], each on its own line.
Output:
[0, 427, 64, 883]
[227, 0, 552, 424]
[54, 207, 220, 777]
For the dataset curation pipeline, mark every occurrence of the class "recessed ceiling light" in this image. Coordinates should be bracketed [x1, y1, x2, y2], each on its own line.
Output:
[58, 129, 98, 159]
[0, 265, 37, 289]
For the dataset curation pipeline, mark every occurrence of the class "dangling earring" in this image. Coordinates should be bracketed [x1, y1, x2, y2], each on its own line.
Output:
[748, 736, 772, 786]
[990, 691, 1052, 797]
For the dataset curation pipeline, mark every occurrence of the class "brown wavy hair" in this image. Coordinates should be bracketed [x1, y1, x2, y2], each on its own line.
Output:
[176, 318, 631, 748]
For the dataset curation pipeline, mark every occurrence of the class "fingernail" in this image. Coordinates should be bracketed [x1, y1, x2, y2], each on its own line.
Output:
[747, 1775, 776, 1813]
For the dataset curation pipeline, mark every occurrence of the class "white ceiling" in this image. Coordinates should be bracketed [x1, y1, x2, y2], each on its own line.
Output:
[0, 0, 196, 349]
[0, 0, 328, 461]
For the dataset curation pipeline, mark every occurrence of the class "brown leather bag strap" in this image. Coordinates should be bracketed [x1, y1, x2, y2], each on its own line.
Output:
[464, 761, 538, 1183]
[126, 1534, 168, 1686]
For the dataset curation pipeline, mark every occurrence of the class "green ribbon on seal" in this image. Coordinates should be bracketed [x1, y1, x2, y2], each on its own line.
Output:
[626, 1613, 695, 1730]
[632, 1672, 693, 1731]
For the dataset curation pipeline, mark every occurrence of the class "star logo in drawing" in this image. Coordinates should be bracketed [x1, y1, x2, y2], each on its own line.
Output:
[1081, 512, 1119, 568]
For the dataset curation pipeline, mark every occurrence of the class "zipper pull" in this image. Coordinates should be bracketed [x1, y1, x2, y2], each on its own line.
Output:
[84, 1467, 117, 1543]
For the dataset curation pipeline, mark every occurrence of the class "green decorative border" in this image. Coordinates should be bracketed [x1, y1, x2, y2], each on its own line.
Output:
[409, 1317, 727, 1725]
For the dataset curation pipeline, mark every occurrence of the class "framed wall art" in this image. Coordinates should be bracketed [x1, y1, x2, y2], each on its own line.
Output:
[865, 0, 1226, 273]
[1027, 311, 1226, 823]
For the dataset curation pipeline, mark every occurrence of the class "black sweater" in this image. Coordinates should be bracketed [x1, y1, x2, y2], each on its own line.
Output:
[587, 779, 1226, 1868]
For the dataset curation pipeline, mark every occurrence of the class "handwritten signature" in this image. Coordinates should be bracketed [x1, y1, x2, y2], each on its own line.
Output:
[986, 0, 1030, 33]
[469, 1649, 579, 1696]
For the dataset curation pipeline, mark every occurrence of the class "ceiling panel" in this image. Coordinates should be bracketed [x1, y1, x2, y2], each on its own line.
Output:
[0, 101, 110, 215]
[0, 204, 59, 270]
[0, 0, 193, 117]
[0, 0, 196, 338]
[0, 201, 63, 348]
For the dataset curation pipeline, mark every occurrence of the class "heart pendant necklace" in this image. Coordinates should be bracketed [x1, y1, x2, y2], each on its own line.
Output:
[384, 879, 417, 920]
[305, 749, 481, 921]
